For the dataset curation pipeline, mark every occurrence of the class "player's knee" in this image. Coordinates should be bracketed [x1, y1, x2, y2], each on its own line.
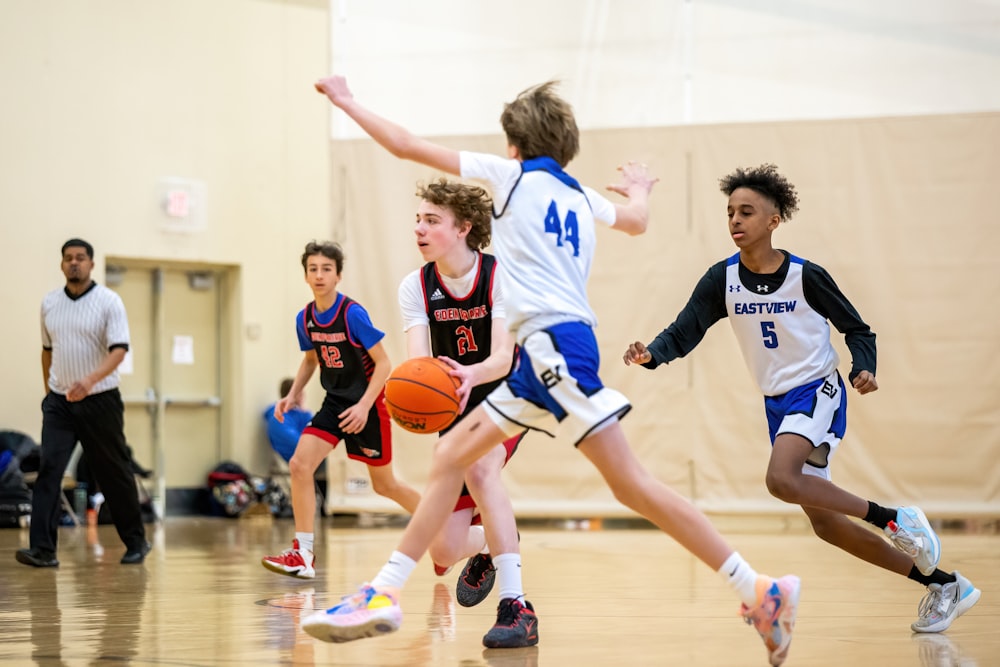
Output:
[764, 470, 799, 503]
[288, 456, 314, 480]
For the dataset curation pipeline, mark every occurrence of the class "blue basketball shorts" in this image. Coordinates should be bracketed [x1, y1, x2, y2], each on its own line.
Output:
[483, 321, 631, 446]
[764, 370, 847, 480]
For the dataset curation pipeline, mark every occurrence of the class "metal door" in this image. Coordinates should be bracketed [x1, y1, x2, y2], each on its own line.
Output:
[109, 261, 226, 516]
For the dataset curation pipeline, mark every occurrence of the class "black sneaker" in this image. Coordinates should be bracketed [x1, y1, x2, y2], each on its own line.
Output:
[15, 547, 59, 568]
[121, 541, 151, 565]
[482, 598, 539, 648]
[456, 553, 496, 607]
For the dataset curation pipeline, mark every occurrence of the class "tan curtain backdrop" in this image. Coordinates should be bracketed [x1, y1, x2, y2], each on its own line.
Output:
[328, 113, 1000, 518]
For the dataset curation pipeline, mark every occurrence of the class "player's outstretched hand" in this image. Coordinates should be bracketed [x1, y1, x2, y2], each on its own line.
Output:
[851, 370, 878, 395]
[623, 341, 652, 366]
[607, 161, 659, 198]
[314, 75, 354, 107]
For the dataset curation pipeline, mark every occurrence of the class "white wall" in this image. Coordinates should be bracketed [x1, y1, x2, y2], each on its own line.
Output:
[327, 0, 1000, 136]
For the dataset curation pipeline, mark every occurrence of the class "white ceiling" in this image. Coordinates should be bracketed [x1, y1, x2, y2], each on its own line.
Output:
[327, 0, 1000, 137]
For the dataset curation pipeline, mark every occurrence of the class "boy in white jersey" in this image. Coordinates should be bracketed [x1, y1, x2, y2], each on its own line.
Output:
[624, 164, 980, 635]
[304, 77, 800, 665]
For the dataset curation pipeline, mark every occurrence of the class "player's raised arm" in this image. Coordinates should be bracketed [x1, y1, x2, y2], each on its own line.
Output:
[315, 75, 460, 176]
[607, 161, 658, 236]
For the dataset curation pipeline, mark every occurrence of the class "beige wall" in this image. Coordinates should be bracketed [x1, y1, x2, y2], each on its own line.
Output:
[331, 113, 1000, 517]
[0, 0, 331, 477]
[3, 1, 997, 516]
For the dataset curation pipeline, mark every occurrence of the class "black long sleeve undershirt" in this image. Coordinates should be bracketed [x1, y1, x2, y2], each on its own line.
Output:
[644, 252, 877, 384]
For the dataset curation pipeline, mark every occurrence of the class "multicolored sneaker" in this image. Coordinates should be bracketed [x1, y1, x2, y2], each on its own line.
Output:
[482, 598, 539, 648]
[261, 539, 315, 579]
[456, 553, 496, 607]
[741, 575, 800, 667]
[911, 571, 981, 633]
[885, 506, 941, 575]
[300, 584, 402, 643]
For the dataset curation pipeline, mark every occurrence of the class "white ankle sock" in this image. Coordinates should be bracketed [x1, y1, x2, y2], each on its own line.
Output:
[719, 551, 760, 607]
[371, 550, 417, 590]
[295, 532, 314, 554]
[492, 552, 524, 601]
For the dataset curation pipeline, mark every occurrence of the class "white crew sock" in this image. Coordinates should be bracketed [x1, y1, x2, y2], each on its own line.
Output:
[718, 551, 761, 607]
[371, 550, 417, 590]
[492, 552, 524, 602]
[295, 532, 314, 554]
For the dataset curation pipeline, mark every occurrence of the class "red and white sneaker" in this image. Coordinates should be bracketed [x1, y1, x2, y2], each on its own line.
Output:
[433, 561, 454, 576]
[262, 539, 315, 579]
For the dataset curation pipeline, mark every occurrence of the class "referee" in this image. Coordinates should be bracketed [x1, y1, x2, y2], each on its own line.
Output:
[16, 238, 150, 567]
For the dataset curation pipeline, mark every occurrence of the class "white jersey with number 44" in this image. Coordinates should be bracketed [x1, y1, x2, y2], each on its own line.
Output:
[460, 151, 617, 342]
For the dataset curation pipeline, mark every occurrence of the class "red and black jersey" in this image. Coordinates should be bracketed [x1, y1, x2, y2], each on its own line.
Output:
[302, 298, 374, 404]
[421, 253, 510, 414]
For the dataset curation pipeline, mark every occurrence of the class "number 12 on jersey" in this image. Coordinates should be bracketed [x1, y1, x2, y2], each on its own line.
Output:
[544, 201, 580, 257]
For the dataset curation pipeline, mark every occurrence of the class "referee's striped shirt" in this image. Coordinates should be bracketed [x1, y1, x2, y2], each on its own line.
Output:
[41, 282, 130, 396]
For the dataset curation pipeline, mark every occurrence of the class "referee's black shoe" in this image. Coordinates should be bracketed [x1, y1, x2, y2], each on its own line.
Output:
[121, 541, 151, 565]
[15, 547, 59, 568]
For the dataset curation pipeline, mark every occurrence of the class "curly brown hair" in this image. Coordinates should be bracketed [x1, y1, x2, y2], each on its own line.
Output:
[719, 164, 800, 221]
[416, 178, 494, 250]
[500, 81, 580, 167]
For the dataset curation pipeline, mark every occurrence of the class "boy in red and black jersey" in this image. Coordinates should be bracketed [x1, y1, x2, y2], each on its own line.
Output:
[262, 241, 420, 580]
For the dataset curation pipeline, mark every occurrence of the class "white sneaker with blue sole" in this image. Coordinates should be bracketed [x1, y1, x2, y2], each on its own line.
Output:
[885, 506, 941, 575]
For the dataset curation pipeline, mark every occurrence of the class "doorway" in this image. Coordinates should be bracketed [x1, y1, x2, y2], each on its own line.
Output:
[106, 259, 236, 516]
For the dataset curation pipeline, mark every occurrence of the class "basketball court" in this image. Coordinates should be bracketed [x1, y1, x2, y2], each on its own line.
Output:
[0, 514, 995, 666]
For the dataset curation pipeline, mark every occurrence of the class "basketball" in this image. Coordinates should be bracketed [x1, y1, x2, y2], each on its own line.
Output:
[384, 357, 461, 433]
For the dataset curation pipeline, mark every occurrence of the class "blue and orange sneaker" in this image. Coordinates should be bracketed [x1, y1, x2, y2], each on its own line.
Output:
[741, 575, 800, 667]
[300, 584, 402, 643]
[886, 506, 941, 576]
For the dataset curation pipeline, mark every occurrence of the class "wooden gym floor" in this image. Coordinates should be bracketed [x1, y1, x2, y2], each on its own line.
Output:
[0, 514, 996, 666]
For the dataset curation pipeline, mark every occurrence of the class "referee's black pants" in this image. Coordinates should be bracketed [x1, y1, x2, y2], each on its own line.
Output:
[31, 389, 146, 553]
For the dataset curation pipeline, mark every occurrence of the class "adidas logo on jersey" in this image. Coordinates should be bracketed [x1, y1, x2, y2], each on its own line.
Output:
[430, 288, 446, 301]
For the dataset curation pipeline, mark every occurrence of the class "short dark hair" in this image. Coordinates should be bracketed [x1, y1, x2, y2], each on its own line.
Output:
[300, 240, 345, 274]
[61, 238, 94, 258]
[719, 164, 800, 221]
[279, 378, 294, 398]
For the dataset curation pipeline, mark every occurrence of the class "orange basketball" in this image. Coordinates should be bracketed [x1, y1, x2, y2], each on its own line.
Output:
[384, 357, 461, 433]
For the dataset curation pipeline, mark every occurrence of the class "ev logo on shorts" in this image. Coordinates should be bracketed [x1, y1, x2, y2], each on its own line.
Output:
[541, 365, 563, 389]
[821, 379, 838, 399]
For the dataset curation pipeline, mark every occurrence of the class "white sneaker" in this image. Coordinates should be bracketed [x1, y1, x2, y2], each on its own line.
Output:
[911, 571, 981, 633]
[885, 506, 941, 575]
